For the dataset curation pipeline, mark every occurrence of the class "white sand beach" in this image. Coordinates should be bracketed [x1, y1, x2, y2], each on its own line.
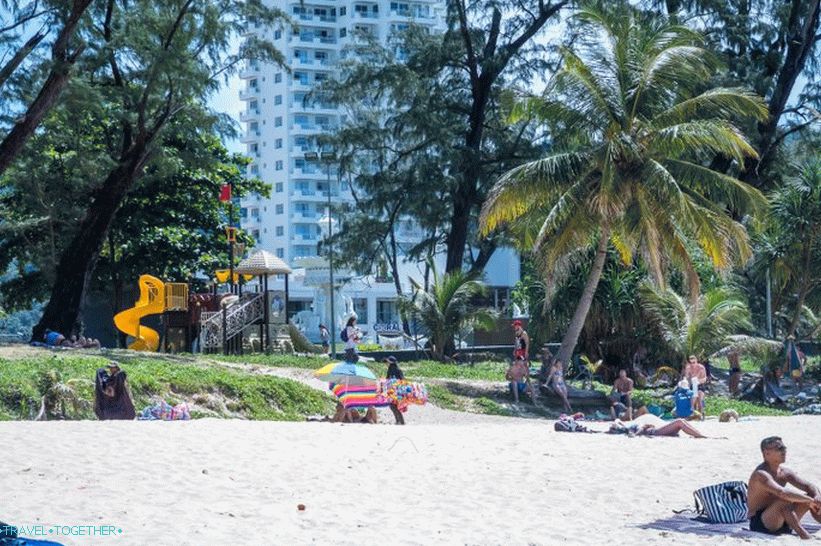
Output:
[2, 414, 820, 545]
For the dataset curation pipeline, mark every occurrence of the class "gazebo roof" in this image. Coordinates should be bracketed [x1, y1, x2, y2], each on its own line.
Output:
[235, 250, 292, 275]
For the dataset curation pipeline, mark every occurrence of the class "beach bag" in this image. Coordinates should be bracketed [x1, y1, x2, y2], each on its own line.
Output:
[693, 481, 748, 523]
[340, 328, 348, 342]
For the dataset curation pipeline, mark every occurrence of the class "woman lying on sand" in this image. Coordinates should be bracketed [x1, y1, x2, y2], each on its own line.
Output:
[610, 413, 707, 438]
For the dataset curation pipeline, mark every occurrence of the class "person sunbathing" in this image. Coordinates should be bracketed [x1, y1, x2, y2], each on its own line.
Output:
[611, 413, 706, 438]
[747, 436, 821, 539]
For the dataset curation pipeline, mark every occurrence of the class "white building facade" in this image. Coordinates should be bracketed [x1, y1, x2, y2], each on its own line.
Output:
[239, 0, 520, 344]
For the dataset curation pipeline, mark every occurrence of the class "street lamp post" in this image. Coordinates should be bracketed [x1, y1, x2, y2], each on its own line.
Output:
[305, 150, 337, 358]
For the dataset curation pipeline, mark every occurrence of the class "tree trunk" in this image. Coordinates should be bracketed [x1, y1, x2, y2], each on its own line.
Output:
[787, 236, 814, 336]
[555, 226, 611, 365]
[32, 141, 149, 341]
[0, 0, 92, 177]
[744, 0, 820, 186]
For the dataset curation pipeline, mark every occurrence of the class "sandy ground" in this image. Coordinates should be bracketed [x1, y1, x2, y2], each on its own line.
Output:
[2, 415, 820, 546]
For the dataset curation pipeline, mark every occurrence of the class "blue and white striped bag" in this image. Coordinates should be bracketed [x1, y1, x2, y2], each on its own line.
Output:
[693, 481, 749, 523]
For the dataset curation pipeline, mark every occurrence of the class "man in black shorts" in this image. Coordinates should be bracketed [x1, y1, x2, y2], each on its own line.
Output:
[746, 436, 821, 538]
[609, 369, 633, 420]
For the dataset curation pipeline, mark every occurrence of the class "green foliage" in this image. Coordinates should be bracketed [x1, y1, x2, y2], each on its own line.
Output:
[639, 283, 762, 364]
[0, 353, 334, 420]
[399, 265, 497, 360]
[481, 5, 768, 362]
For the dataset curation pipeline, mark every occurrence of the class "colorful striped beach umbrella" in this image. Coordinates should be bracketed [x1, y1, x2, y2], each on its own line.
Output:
[313, 362, 377, 386]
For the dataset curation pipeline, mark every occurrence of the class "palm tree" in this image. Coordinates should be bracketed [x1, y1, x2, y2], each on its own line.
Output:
[400, 266, 496, 361]
[756, 160, 821, 337]
[479, 6, 768, 365]
[639, 283, 760, 364]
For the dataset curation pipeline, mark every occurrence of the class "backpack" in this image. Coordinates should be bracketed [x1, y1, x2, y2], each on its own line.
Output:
[693, 481, 748, 523]
[340, 328, 348, 342]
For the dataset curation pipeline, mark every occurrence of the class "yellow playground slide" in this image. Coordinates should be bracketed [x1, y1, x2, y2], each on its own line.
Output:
[113, 274, 166, 351]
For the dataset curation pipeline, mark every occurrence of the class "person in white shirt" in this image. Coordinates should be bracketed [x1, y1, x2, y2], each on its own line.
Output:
[343, 316, 361, 363]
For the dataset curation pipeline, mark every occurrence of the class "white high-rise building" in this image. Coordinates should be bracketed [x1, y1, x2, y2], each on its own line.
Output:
[238, 1, 520, 344]
[239, 1, 445, 262]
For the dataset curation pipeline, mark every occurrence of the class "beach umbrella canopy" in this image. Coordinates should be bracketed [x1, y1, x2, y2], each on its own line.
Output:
[314, 362, 377, 386]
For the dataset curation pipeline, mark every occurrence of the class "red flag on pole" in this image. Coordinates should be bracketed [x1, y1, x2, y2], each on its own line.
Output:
[219, 184, 231, 202]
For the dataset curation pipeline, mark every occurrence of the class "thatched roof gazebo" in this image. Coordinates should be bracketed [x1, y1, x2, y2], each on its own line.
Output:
[235, 250, 292, 352]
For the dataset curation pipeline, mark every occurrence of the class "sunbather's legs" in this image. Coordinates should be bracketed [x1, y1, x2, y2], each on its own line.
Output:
[654, 419, 706, 438]
[759, 500, 811, 538]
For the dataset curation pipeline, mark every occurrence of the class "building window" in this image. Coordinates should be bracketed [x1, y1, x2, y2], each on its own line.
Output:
[276, 248, 284, 258]
[340, 6, 346, 15]
[275, 204, 283, 214]
[275, 160, 283, 170]
[340, 27, 347, 37]
[275, 72, 282, 83]
[274, 116, 282, 127]
[376, 300, 398, 325]
[275, 182, 283, 192]
[275, 95, 282, 105]
[353, 298, 368, 324]
[274, 29, 281, 39]
[275, 138, 282, 149]
[251, 208, 259, 218]
[276, 226, 284, 236]
[240, 207, 248, 219]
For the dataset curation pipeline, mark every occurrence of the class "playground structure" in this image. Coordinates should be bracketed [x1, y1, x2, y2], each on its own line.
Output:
[113, 274, 189, 352]
[112, 251, 293, 354]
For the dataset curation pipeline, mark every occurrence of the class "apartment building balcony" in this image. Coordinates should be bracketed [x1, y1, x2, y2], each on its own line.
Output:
[240, 130, 260, 143]
[289, 189, 335, 201]
[239, 63, 260, 79]
[291, 211, 321, 222]
[296, 34, 338, 45]
[295, 13, 337, 24]
[239, 87, 259, 100]
[355, 11, 379, 19]
[290, 123, 332, 135]
[239, 108, 260, 122]
[242, 22, 259, 37]
[291, 233, 319, 242]
[290, 100, 337, 113]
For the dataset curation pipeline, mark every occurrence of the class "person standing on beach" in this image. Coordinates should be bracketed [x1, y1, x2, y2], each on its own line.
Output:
[512, 320, 530, 361]
[343, 316, 361, 363]
[746, 436, 821, 539]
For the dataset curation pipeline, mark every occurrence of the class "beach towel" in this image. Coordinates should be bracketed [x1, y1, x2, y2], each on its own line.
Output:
[138, 401, 190, 421]
[639, 514, 820, 538]
[692, 481, 748, 524]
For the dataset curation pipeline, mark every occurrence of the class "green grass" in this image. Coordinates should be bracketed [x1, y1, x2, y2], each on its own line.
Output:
[425, 383, 465, 411]
[0, 353, 335, 421]
[474, 397, 513, 416]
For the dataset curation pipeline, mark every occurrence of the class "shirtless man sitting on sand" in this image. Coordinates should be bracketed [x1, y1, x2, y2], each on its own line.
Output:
[747, 436, 821, 539]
